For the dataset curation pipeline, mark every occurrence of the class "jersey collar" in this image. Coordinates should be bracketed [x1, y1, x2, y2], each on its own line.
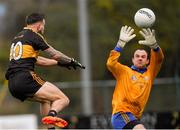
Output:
[23, 27, 36, 33]
[131, 65, 147, 74]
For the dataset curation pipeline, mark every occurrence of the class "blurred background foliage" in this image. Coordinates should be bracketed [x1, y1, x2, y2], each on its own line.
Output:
[0, 0, 180, 116]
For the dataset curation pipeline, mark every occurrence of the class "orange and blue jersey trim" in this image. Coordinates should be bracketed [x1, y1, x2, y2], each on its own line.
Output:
[131, 65, 147, 74]
[111, 112, 138, 129]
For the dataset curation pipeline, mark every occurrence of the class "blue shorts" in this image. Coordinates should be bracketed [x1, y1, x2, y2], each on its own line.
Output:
[111, 112, 141, 129]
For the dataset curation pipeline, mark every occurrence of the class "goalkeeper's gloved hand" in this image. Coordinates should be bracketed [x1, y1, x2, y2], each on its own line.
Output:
[138, 28, 159, 49]
[117, 25, 136, 48]
[58, 58, 85, 70]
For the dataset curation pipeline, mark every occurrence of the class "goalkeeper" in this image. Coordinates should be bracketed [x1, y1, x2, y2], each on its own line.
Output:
[106, 25, 164, 129]
[5, 13, 85, 129]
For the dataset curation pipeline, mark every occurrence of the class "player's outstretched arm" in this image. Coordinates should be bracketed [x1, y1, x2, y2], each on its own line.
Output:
[139, 28, 164, 77]
[107, 25, 135, 76]
[44, 46, 85, 70]
[36, 56, 58, 66]
[45, 46, 71, 63]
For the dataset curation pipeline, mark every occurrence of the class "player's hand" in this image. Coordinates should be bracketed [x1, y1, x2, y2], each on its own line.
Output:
[70, 58, 85, 70]
[139, 28, 159, 49]
[58, 58, 85, 70]
[117, 25, 136, 48]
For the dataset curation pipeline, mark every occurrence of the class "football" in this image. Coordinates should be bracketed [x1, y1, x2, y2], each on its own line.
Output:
[134, 8, 156, 28]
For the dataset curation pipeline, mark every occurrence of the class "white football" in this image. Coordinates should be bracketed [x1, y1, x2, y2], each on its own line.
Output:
[134, 8, 156, 28]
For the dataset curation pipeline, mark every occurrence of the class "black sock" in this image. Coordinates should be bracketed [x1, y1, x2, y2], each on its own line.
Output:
[48, 110, 57, 117]
[48, 127, 55, 130]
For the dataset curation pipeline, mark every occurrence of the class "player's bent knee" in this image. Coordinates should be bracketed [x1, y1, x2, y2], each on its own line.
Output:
[55, 94, 70, 107]
[63, 96, 70, 107]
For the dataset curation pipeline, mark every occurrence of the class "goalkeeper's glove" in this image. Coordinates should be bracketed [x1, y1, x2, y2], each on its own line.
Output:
[58, 58, 85, 70]
[138, 28, 159, 49]
[117, 25, 136, 48]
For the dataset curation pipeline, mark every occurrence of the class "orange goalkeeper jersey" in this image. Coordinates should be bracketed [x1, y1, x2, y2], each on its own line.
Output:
[106, 48, 164, 119]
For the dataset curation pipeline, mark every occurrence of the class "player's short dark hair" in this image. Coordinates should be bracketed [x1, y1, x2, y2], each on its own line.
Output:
[25, 13, 45, 25]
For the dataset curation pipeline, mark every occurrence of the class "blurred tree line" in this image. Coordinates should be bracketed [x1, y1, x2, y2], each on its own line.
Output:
[0, 0, 180, 115]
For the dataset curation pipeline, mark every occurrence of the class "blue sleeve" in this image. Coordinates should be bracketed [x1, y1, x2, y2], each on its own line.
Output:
[114, 46, 123, 52]
[153, 47, 160, 52]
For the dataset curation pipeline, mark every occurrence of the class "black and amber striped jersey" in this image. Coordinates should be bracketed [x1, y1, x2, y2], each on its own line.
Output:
[6, 27, 49, 79]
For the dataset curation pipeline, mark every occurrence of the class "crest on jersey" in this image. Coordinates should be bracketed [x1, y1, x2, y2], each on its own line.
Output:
[131, 75, 137, 81]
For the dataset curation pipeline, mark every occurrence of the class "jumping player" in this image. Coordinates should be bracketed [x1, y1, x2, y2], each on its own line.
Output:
[106, 25, 164, 129]
[5, 13, 85, 129]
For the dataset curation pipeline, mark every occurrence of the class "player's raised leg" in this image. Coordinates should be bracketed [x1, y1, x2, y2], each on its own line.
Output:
[31, 81, 69, 128]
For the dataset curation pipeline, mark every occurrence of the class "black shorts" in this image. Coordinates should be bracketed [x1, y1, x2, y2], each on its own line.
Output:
[8, 70, 46, 101]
